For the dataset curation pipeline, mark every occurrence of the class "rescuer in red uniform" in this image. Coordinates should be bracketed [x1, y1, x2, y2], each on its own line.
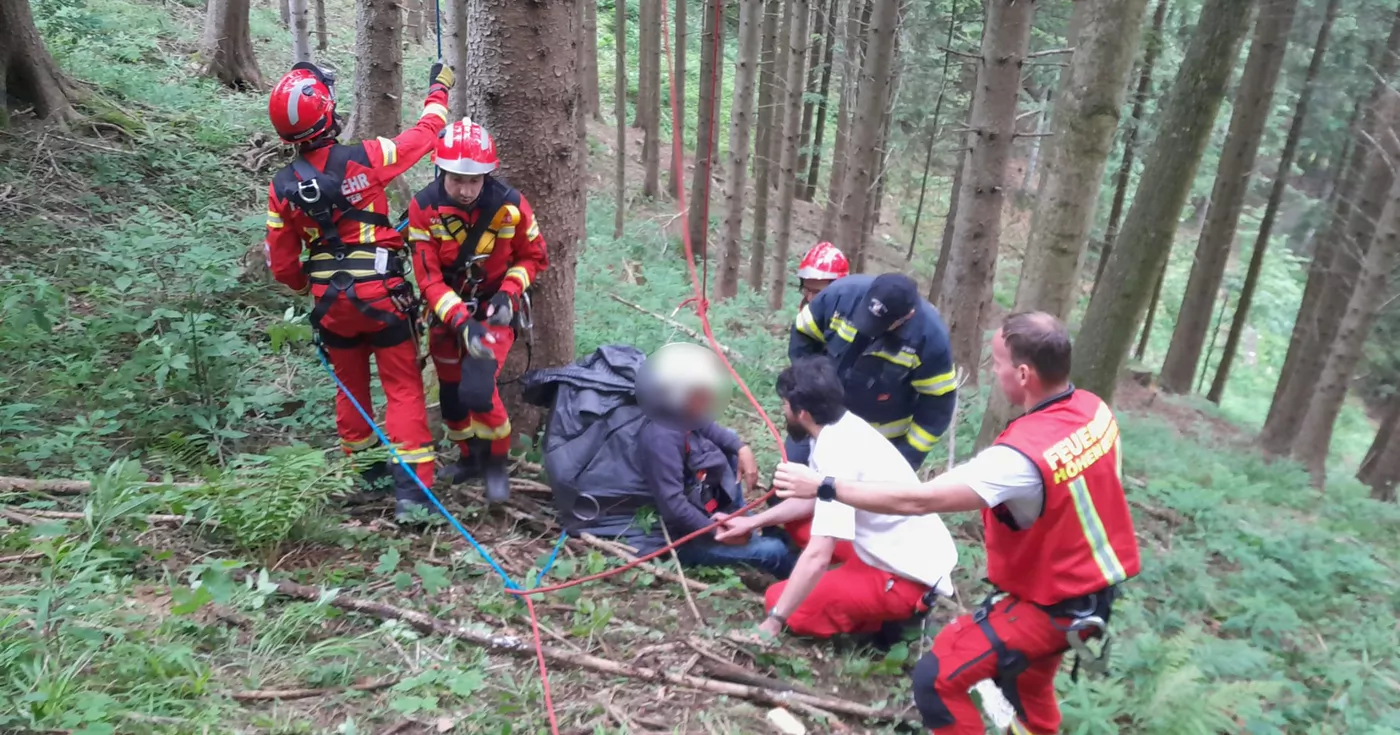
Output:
[773, 311, 1140, 735]
[263, 62, 453, 519]
[407, 118, 549, 503]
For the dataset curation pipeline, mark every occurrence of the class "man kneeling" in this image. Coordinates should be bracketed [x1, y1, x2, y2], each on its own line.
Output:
[719, 356, 958, 638]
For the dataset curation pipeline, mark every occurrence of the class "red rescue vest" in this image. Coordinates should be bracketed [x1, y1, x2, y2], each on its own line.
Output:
[984, 388, 1141, 606]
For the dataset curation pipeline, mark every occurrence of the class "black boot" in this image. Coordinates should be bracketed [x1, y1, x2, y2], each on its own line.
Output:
[483, 454, 510, 503]
[358, 460, 391, 492]
[442, 440, 488, 485]
[392, 464, 439, 523]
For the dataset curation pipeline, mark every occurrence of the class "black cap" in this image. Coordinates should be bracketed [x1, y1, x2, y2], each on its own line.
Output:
[849, 273, 920, 335]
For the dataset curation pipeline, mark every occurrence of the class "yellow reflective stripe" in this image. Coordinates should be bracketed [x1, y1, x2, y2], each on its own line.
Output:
[795, 306, 826, 342]
[377, 137, 399, 166]
[309, 251, 377, 260]
[505, 266, 531, 290]
[526, 219, 541, 240]
[408, 226, 432, 242]
[359, 202, 375, 244]
[341, 435, 380, 452]
[472, 417, 512, 440]
[498, 226, 517, 240]
[873, 350, 919, 369]
[871, 417, 912, 439]
[913, 369, 958, 396]
[422, 102, 449, 123]
[445, 425, 474, 442]
[392, 446, 435, 465]
[830, 314, 858, 343]
[309, 268, 382, 278]
[433, 291, 465, 322]
[907, 423, 940, 452]
[1009, 719, 1034, 735]
[266, 211, 284, 229]
[1068, 476, 1128, 586]
[430, 222, 450, 240]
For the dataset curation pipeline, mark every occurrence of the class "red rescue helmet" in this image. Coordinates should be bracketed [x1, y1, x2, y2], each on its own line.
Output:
[268, 63, 339, 144]
[436, 117, 500, 175]
[797, 242, 850, 281]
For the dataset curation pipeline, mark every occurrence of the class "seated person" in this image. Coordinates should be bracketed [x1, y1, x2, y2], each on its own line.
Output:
[717, 356, 958, 638]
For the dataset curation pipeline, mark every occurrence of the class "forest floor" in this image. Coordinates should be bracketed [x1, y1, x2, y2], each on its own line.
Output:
[3, 0, 1400, 733]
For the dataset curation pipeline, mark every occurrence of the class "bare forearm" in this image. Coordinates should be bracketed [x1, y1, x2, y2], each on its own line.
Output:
[747, 497, 815, 529]
[833, 475, 987, 516]
[771, 551, 829, 619]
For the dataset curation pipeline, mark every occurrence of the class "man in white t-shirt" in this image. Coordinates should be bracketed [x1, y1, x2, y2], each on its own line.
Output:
[716, 356, 958, 639]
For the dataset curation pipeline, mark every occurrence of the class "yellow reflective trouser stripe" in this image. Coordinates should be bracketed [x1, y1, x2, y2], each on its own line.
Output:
[795, 306, 826, 342]
[447, 419, 512, 441]
[342, 435, 380, 452]
[423, 102, 449, 124]
[1068, 476, 1128, 586]
[446, 426, 474, 442]
[392, 446, 435, 465]
[871, 418, 912, 439]
[377, 137, 399, 167]
[408, 226, 432, 242]
[913, 369, 958, 396]
[830, 314, 858, 342]
[505, 266, 531, 290]
[907, 423, 939, 452]
[526, 220, 540, 240]
[433, 291, 465, 322]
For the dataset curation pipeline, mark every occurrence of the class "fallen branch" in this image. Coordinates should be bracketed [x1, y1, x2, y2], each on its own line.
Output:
[662, 523, 705, 624]
[686, 637, 828, 700]
[3, 508, 209, 526]
[0, 476, 200, 495]
[231, 677, 399, 702]
[607, 294, 742, 360]
[274, 581, 917, 725]
[0, 552, 45, 564]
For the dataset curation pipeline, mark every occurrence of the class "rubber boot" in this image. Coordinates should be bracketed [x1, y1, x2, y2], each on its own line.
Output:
[392, 463, 439, 523]
[442, 439, 488, 485]
[483, 454, 511, 503]
[342, 460, 392, 505]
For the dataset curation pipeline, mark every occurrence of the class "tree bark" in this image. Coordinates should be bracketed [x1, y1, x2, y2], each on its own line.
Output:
[802, 0, 840, 201]
[716, 0, 764, 301]
[635, 0, 653, 129]
[767, 0, 812, 311]
[0, 0, 79, 127]
[832, 0, 897, 260]
[1070, 0, 1254, 402]
[975, 0, 1150, 449]
[748, 0, 781, 291]
[1360, 397, 1400, 500]
[1020, 87, 1052, 193]
[858, 37, 900, 270]
[613, 0, 626, 239]
[408, 0, 423, 46]
[1259, 5, 1400, 455]
[1134, 266, 1167, 361]
[927, 148, 965, 303]
[315, 0, 328, 51]
[669, 0, 688, 198]
[641, 0, 661, 198]
[1094, 0, 1167, 292]
[936, 0, 1034, 382]
[203, 0, 265, 91]
[465, 0, 583, 438]
[794, 1, 826, 198]
[820, 0, 869, 241]
[290, 0, 313, 62]
[768, 0, 795, 186]
[1158, 0, 1299, 395]
[443, 0, 469, 119]
[1208, 0, 1340, 404]
[582, 0, 601, 121]
[906, 2, 961, 264]
[279, 0, 290, 28]
[347, 0, 404, 142]
[689, 0, 726, 260]
[1293, 96, 1400, 485]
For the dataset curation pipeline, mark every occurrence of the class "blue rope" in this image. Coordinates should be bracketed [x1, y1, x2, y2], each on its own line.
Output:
[311, 338, 521, 590]
[533, 532, 568, 587]
[434, 0, 442, 60]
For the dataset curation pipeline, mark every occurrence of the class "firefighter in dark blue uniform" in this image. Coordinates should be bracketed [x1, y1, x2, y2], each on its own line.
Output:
[789, 273, 958, 469]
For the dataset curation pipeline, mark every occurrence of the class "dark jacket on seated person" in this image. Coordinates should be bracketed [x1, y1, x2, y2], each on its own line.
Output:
[636, 421, 744, 540]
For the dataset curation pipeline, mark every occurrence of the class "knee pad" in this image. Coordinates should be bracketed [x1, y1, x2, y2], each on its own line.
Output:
[912, 653, 955, 728]
[458, 356, 498, 413]
[439, 381, 468, 423]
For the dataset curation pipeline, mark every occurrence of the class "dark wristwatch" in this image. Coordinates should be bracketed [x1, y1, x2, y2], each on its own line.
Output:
[817, 476, 837, 502]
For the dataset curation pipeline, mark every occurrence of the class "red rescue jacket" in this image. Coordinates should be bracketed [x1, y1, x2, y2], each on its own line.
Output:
[986, 388, 1141, 607]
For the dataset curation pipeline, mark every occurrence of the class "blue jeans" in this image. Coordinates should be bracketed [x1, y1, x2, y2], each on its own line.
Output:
[674, 535, 796, 579]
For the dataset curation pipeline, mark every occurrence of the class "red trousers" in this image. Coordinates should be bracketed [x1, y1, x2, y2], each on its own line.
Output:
[429, 321, 515, 457]
[912, 595, 1068, 735]
[319, 295, 434, 487]
[783, 517, 856, 564]
[763, 552, 928, 638]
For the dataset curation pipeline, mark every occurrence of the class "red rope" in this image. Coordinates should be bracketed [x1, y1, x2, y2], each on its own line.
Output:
[510, 2, 786, 730]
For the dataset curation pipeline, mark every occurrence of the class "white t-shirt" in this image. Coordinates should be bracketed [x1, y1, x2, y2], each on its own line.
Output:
[941, 445, 1045, 528]
[806, 412, 958, 592]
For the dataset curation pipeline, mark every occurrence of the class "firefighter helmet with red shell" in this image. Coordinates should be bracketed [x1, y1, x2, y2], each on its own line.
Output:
[268, 63, 340, 144]
[797, 242, 851, 281]
[436, 118, 500, 175]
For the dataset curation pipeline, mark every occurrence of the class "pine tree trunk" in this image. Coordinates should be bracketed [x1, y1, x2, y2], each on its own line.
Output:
[582, 0, 601, 121]
[768, 0, 794, 187]
[858, 38, 900, 270]
[794, 1, 825, 196]
[1259, 6, 1400, 455]
[290, 0, 313, 62]
[767, 0, 812, 311]
[1209, 0, 1340, 404]
[443, 0, 469, 118]
[1159, 0, 1299, 395]
[315, 0, 328, 51]
[1293, 98, 1400, 485]
[833, 0, 896, 260]
[1360, 397, 1400, 499]
[936, 0, 1034, 381]
[715, 0, 763, 301]
[975, 0, 1150, 450]
[927, 149, 965, 303]
[203, 0, 265, 90]
[279, 0, 290, 28]
[348, 0, 404, 141]
[465, 0, 583, 438]
[641, 0, 661, 199]
[634, 0, 653, 129]
[1095, 0, 1168, 292]
[802, 0, 839, 201]
[408, 0, 423, 46]
[1134, 266, 1167, 361]
[689, 0, 726, 259]
[1020, 87, 1051, 193]
[0, 0, 79, 127]
[1070, 0, 1254, 402]
[748, 0, 781, 291]
[1360, 395, 1400, 483]
[669, 0, 687, 198]
[613, 0, 626, 239]
[820, 0, 868, 240]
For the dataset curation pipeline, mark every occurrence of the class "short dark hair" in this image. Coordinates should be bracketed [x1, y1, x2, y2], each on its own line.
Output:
[1002, 311, 1072, 384]
[776, 356, 847, 425]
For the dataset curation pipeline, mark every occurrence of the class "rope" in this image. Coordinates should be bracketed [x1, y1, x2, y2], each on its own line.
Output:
[434, 0, 442, 60]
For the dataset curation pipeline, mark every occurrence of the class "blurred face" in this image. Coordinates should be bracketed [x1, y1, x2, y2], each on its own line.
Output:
[683, 388, 715, 422]
[992, 329, 1031, 407]
[782, 398, 811, 442]
[443, 172, 486, 207]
